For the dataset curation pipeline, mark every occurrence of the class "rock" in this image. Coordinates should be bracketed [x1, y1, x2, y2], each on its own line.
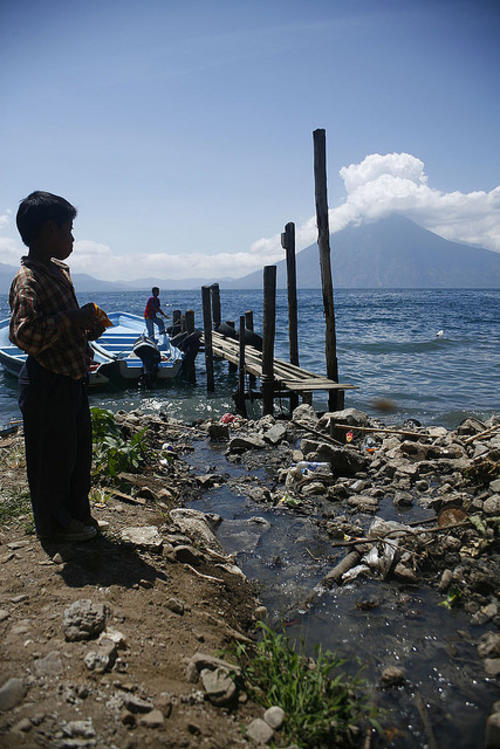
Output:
[34, 651, 64, 677]
[437, 569, 453, 592]
[208, 423, 230, 441]
[0, 678, 28, 711]
[200, 667, 237, 706]
[84, 637, 117, 673]
[228, 435, 266, 453]
[393, 564, 418, 583]
[170, 508, 222, 551]
[247, 717, 274, 744]
[380, 666, 406, 687]
[123, 693, 155, 713]
[263, 706, 285, 729]
[63, 600, 106, 642]
[310, 443, 368, 477]
[483, 495, 500, 515]
[138, 708, 164, 727]
[174, 545, 204, 565]
[12, 718, 31, 733]
[490, 478, 500, 493]
[121, 708, 136, 726]
[348, 495, 379, 512]
[484, 659, 500, 678]
[457, 418, 485, 436]
[186, 652, 241, 683]
[318, 408, 370, 431]
[264, 424, 288, 445]
[292, 404, 318, 428]
[478, 632, 500, 659]
[301, 481, 328, 496]
[62, 719, 95, 738]
[0, 609, 9, 622]
[393, 491, 413, 507]
[196, 473, 222, 488]
[165, 597, 184, 615]
[485, 712, 500, 749]
[120, 526, 163, 551]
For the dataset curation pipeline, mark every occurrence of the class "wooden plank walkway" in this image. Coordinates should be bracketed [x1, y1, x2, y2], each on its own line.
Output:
[204, 331, 357, 394]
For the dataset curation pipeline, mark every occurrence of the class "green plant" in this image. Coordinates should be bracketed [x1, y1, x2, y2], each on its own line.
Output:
[233, 622, 376, 748]
[0, 488, 32, 523]
[91, 407, 148, 479]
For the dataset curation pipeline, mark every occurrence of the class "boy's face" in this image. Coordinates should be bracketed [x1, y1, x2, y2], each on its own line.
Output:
[46, 219, 74, 261]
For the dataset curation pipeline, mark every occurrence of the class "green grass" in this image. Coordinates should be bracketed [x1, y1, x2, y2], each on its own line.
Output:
[233, 622, 378, 748]
[0, 488, 32, 523]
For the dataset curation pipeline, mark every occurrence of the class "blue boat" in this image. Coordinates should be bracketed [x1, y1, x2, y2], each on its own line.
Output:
[90, 311, 184, 381]
[0, 317, 111, 388]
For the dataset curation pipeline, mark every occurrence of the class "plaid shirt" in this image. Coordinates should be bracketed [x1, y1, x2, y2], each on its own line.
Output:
[9, 257, 90, 380]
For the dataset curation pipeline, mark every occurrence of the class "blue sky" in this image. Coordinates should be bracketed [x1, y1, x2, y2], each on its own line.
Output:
[1, 0, 499, 281]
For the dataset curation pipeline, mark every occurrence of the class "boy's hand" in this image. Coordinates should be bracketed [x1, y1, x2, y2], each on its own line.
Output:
[67, 306, 96, 330]
[86, 321, 108, 341]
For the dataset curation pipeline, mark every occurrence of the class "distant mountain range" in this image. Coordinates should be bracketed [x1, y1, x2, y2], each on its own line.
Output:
[1, 215, 499, 293]
[224, 215, 500, 289]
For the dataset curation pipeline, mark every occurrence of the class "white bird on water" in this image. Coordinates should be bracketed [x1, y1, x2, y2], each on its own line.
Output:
[436, 330, 444, 337]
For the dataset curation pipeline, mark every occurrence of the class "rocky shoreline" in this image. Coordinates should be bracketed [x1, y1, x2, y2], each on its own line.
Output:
[0, 405, 499, 748]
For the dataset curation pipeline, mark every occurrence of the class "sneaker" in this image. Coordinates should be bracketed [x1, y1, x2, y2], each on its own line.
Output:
[40, 519, 97, 543]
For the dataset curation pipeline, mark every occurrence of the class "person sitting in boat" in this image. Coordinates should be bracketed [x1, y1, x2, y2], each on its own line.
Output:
[144, 287, 169, 339]
[9, 190, 108, 543]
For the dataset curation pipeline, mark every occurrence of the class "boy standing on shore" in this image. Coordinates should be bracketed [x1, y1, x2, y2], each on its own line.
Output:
[9, 191, 107, 543]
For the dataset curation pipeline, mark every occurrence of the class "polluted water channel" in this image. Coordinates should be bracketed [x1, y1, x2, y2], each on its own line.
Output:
[185, 439, 498, 749]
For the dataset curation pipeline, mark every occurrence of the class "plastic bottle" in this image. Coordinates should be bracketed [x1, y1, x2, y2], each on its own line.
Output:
[362, 437, 377, 454]
[294, 461, 331, 475]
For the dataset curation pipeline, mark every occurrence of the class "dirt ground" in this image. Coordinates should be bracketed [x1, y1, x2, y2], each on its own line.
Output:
[0, 423, 263, 749]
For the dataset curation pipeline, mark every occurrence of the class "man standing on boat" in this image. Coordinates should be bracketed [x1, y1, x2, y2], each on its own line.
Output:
[144, 287, 169, 339]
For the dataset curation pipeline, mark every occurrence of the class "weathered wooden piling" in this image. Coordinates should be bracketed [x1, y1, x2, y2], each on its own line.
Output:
[262, 265, 277, 415]
[211, 283, 221, 328]
[281, 221, 299, 411]
[201, 285, 214, 391]
[237, 314, 247, 417]
[313, 128, 343, 411]
[173, 309, 182, 328]
[185, 309, 195, 334]
[245, 310, 257, 390]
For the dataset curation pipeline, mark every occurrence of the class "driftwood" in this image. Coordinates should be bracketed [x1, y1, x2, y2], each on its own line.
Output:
[415, 691, 438, 749]
[463, 424, 500, 445]
[291, 419, 343, 446]
[329, 422, 426, 439]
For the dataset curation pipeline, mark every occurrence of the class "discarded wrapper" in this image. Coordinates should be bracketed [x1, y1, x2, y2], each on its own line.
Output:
[93, 303, 113, 328]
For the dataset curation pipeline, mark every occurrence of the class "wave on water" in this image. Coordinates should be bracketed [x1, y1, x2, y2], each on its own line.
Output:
[348, 337, 456, 354]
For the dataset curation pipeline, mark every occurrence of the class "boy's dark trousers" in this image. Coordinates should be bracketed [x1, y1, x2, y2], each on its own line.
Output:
[19, 356, 93, 536]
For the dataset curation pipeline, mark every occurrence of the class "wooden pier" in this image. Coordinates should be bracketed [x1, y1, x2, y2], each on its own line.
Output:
[174, 128, 357, 417]
[204, 329, 357, 400]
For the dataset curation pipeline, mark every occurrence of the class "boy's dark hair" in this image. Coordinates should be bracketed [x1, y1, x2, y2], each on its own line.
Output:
[152, 287, 159, 294]
[16, 191, 77, 247]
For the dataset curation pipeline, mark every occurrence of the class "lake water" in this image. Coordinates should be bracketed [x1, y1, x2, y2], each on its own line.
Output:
[1, 287, 499, 746]
[1, 288, 499, 427]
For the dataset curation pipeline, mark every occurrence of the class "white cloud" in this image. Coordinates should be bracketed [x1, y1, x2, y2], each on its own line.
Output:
[2, 155, 499, 282]
[245, 152, 500, 268]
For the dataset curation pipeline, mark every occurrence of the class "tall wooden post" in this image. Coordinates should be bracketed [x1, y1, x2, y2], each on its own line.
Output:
[211, 283, 221, 328]
[281, 221, 299, 412]
[201, 286, 214, 392]
[313, 128, 342, 411]
[173, 309, 182, 328]
[237, 315, 247, 417]
[262, 265, 276, 416]
[245, 310, 256, 390]
[185, 309, 195, 334]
